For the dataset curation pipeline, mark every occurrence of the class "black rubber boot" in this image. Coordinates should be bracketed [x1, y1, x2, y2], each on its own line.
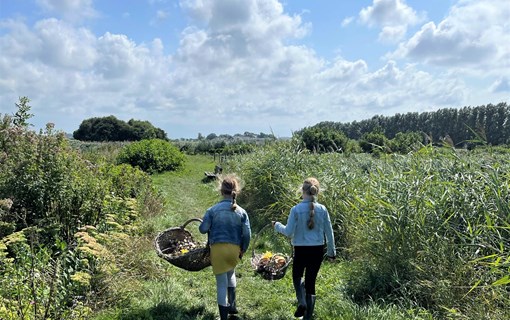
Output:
[304, 294, 316, 320]
[218, 305, 230, 320]
[227, 287, 238, 314]
[293, 278, 306, 317]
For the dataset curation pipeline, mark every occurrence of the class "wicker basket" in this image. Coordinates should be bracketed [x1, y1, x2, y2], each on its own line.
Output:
[154, 218, 211, 271]
[251, 223, 293, 280]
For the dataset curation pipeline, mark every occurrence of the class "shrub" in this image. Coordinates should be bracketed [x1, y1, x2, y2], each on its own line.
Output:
[388, 131, 425, 153]
[359, 131, 390, 154]
[1, 98, 166, 317]
[296, 126, 349, 153]
[117, 139, 185, 174]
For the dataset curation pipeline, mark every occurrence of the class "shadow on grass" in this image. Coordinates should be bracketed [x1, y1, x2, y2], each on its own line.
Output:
[118, 302, 216, 320]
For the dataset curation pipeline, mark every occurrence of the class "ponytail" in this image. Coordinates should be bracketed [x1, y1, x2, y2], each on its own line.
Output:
[303, 179, 319, 229]
[307, 201, 315, 229]
[231, 191, 238, 211]
[220, 174, 241, 211]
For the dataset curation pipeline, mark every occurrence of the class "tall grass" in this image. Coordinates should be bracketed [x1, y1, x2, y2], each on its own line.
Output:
[229, 141, 510, 319]
[91, 153, 419, 320]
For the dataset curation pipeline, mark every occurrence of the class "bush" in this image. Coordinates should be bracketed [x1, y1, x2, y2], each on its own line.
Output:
[0, 98, 166, 317]
[296, 126, 349, 153]
[117, 139, 185, 174]
[388, 131, 425, 153]
[359, 131, 390, 154]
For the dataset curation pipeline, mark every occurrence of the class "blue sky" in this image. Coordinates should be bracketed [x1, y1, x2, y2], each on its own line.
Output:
[0, 0, 508, 139]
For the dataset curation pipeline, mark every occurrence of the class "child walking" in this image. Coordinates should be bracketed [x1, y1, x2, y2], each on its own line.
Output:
[273, 177, 336, 319]
[199, 174, 251, 320]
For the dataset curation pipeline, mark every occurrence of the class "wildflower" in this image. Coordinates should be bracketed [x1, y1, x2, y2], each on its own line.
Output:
[262, 251, 273, 259]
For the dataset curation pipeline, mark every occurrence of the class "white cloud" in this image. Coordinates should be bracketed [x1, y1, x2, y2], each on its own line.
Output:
[0, 0, 501, 138]
[150, 9, 171, 26]
[391, 0, 510, 76]
[491, 77, 510, 93]
[316, 61, 466, 118]
[35, 19, 97, 69]
[316, 58, 368, 82]
[36, 0, 98, 22]
[359, 0, 424, 42]
[341, 17, 354, 27]
[379, 25, 406, 43]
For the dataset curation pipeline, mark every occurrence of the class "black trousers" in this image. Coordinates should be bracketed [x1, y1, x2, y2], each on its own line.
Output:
[292, 245, 324, 295]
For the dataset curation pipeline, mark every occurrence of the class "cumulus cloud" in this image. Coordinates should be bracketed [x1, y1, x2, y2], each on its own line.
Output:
[391, 0, 510, 75]
[0, 0, 495, 138]
[358, 0, 424, 42]
[316, 58, 368, 82]
[315, 61, 466, 118]
[36, 0, 98, 22]
[35, 19, 97, 69]
[379, 25, 406, 43]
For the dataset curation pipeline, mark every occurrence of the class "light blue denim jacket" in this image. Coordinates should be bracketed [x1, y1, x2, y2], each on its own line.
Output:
[199, 199, 251, 253]
[274, 199, 336, 257]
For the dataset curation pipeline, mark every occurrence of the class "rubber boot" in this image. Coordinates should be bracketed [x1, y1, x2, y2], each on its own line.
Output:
[218, 305, 229, 320]
[304, 294, 316, 320]
[227, 287, 238, 314]
[293, 278, 306, 317]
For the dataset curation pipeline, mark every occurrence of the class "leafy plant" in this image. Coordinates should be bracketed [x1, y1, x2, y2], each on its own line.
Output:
[117, 139, 185, 174]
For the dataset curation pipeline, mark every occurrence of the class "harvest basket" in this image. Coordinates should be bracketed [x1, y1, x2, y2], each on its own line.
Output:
[154, 218, 211, 271]
[251, 223, 293, 280]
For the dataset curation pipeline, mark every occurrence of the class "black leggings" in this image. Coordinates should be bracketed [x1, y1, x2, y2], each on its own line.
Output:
[292, 245, 324, 295]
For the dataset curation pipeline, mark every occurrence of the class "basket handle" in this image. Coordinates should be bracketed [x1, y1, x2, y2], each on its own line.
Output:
[251, 222, 287, 258]
[180, 218, 203, 229]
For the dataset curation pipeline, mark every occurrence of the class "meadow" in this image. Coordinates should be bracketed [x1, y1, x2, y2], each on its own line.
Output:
[1, 121, 509, 319]
[95, 142, 509, 319]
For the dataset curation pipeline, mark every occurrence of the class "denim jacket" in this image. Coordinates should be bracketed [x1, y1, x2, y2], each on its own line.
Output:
[274, 199, 336, 257]
[199, 199, 251, 253]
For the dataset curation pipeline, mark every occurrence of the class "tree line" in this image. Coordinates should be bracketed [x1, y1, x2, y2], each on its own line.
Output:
[306, 102, 509, 147]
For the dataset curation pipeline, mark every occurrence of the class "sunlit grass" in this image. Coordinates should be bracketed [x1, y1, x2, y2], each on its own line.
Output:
[91, 145, 510, 319]
[92, 152, 426, 320]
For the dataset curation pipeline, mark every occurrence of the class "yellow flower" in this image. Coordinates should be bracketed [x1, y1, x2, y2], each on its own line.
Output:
[262, 251, 273, 259]
[180, 249, 189, 254]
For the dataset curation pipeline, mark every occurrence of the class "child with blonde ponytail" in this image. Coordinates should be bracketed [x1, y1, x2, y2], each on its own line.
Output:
[273, 177, 336, 320]
[199, 174, 251, 320]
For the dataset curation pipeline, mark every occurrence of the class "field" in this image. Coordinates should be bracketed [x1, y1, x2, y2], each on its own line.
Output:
[94, 143, 509, 319]
[91, 154, 425, 320]
[1, 134, 509, 319]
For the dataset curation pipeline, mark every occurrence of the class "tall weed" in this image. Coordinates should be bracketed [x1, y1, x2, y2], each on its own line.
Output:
[227, 142, 510, 318]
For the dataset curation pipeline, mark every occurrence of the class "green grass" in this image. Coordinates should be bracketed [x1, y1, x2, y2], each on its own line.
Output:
[91, 154, 431, 320]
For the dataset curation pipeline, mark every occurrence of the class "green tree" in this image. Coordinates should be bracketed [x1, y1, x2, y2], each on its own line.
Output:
[206, 133, 217, 140]
[73, 116, 131, 141]
[12, 96, 34, 128]
[389, 131, 424, 154]
[73, 116, 168, 142]
[127, 119, 167, 140]
[297, 126, 349, 153]
[359, 130, 390, 154]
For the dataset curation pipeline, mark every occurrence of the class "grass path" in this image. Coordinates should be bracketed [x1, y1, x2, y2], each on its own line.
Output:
[92, 155, 423, 320]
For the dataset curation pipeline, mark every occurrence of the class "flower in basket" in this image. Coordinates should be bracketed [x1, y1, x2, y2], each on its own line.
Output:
[256, 251, 287, 273]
